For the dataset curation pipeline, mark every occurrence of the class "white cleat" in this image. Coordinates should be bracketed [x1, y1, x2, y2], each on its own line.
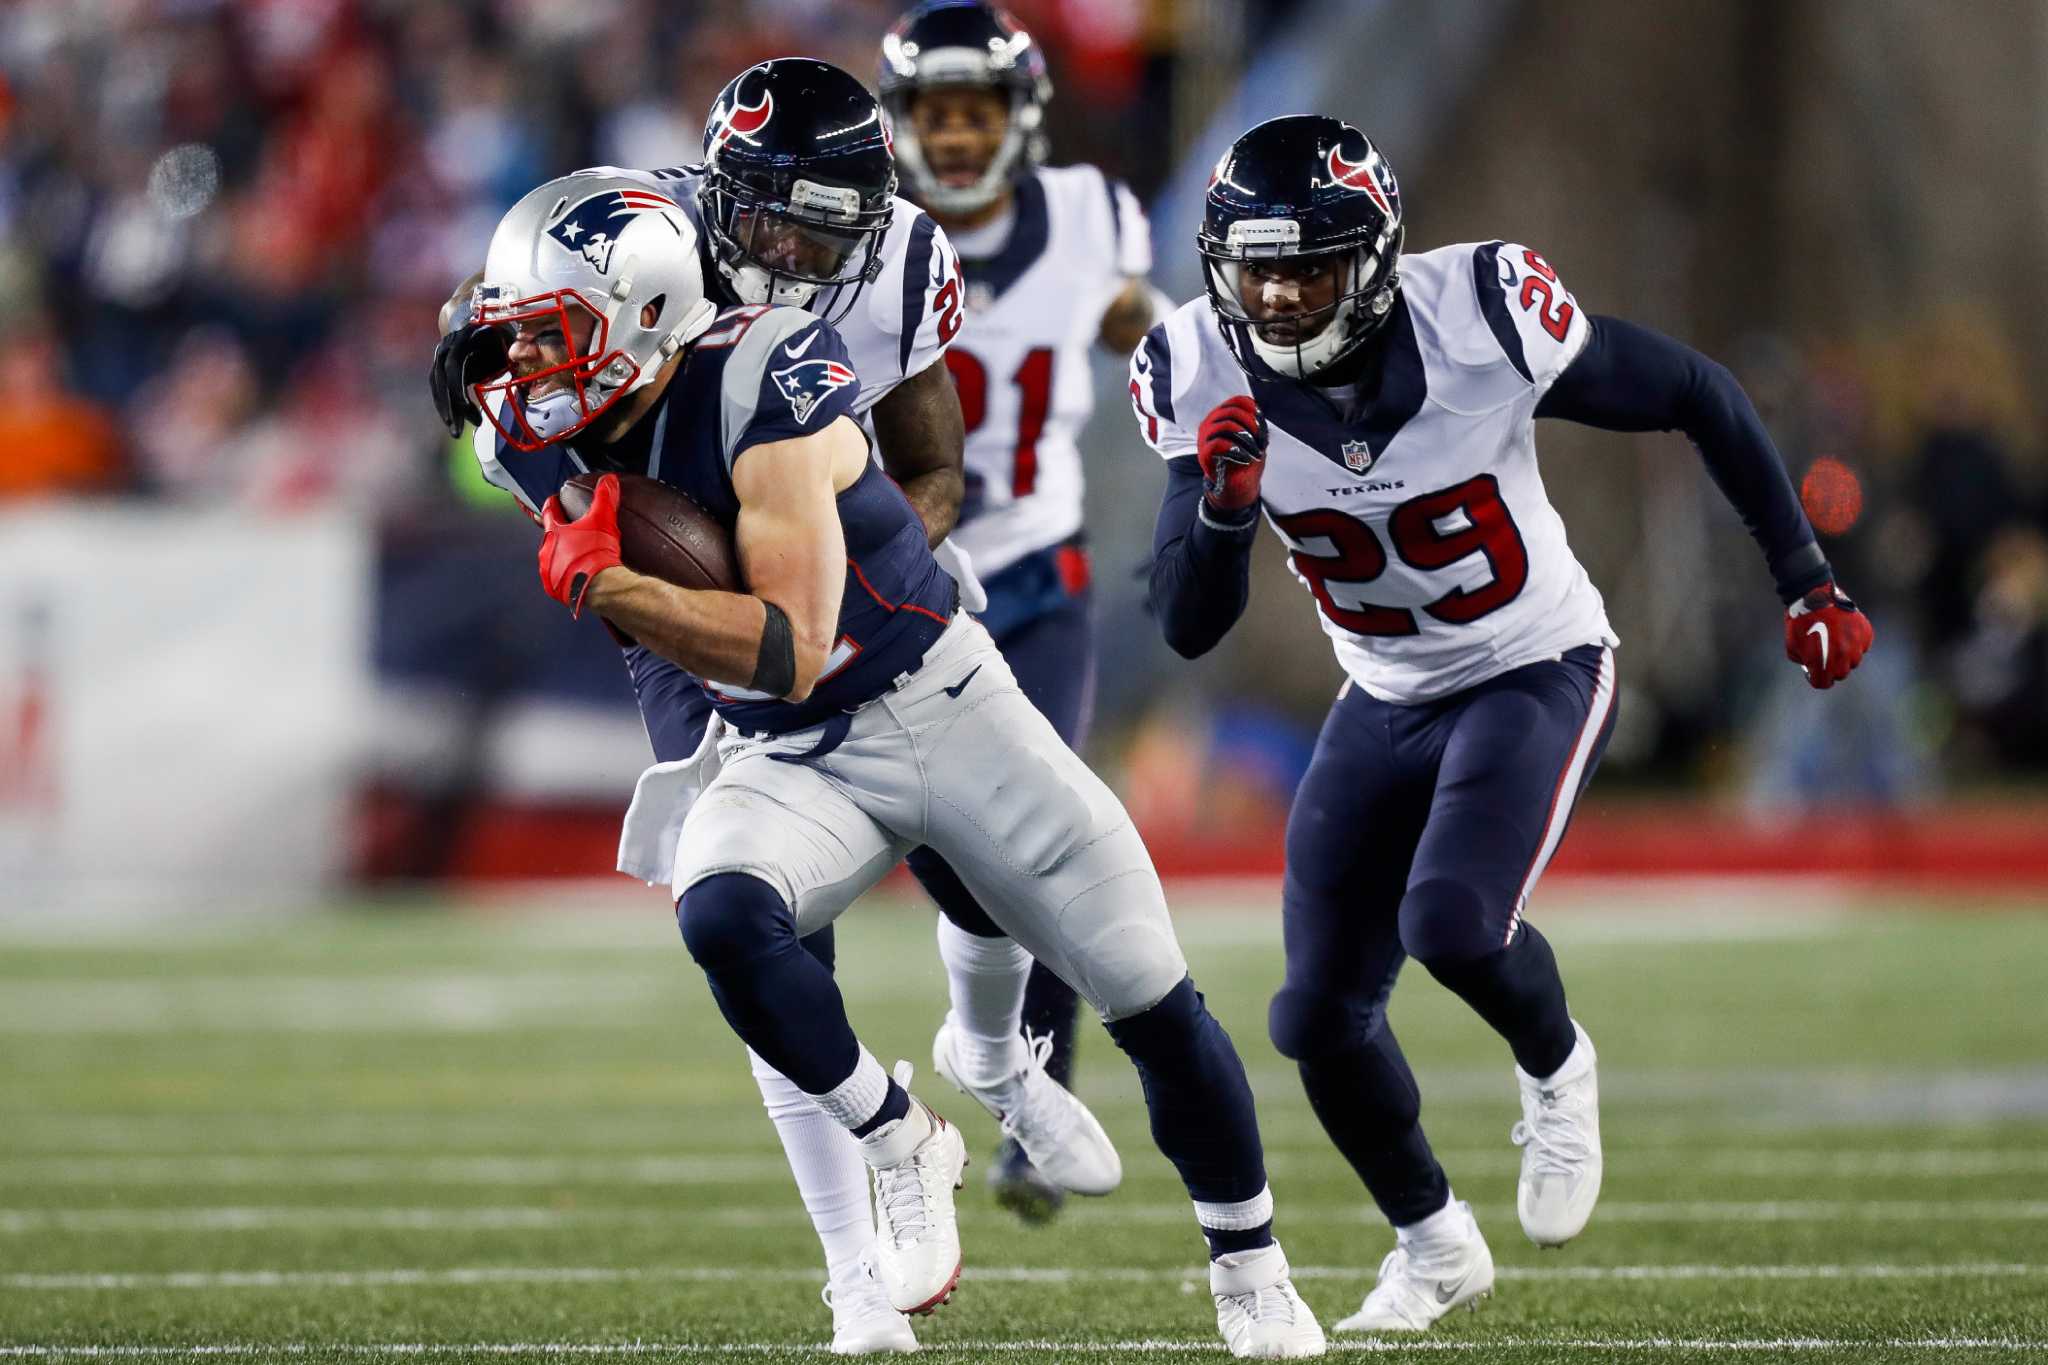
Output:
[859, 1062, 968, 1316]
[822, 1253, 919, 1355]
[1211, 1241, 1327, 1358]
[932, 1014, 1122, 1197]
[1333, 1200, 1494, 1334]
[1513, 1019, 1603, 1247]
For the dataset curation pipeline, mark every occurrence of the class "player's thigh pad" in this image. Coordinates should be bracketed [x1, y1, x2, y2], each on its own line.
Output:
[902, 627, 1186, 1020]
[671, 745, 905, 937]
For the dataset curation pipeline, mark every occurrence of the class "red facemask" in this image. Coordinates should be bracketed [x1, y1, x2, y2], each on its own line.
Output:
[471, 288, 640, 452]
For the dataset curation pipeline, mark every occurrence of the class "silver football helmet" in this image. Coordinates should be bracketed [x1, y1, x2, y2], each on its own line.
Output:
[472, 173, 719, 451]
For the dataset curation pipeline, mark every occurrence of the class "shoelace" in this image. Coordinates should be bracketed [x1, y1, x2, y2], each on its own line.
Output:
[873, 1149, 934, 1249]
[1511, 1089, 1595, 1178]
[997, 1031, 1066, 1144]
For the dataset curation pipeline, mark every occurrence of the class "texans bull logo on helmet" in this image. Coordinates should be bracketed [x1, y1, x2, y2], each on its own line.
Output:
[547, 189, 679, 275]
[1325, 142, 1397, 219]
[708, 84, 774, 159]
[773, 356, 857, 424]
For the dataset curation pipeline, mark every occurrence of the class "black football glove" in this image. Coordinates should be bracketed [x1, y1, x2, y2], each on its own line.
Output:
[429, 319, 514, 438]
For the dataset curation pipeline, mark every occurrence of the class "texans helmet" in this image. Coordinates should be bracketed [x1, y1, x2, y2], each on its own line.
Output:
[878, 1, 1052, 216]
[700, 59, 897, 322]
[1198, 115, 1404, 380]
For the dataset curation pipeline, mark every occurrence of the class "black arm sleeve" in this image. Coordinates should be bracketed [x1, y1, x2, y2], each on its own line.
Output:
[1537, 315, 1831, 603]
[1148, 455, 1259, 658]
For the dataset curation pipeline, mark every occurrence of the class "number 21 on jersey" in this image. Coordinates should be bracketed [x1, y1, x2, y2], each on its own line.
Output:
[945, 346, 1054, 497]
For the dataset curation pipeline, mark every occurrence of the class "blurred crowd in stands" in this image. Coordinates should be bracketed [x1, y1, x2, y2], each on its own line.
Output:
[2, 0, 2043, 799]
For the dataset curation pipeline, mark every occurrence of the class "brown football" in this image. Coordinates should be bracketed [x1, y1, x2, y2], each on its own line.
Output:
[558, 472, 740, 594]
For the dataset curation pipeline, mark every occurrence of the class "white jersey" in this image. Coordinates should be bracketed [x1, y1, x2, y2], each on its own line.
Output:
[574, 164, 962, 413]
[944, 164, 1150, 577]
[1131, 239, 1617, 704]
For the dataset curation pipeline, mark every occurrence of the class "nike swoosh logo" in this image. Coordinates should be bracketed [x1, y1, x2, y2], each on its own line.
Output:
[943, 665, 982, 699]
[784, 331, 819, 359]
[1807, 620, 1828, 671]
[1434, 1275, 1466, 1305]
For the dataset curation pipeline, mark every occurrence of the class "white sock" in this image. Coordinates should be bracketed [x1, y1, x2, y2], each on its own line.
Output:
[806, 1045, 892, 1130]
[935, 916, 1030, 1084]
[1395, 1190, 1463, 1249]
[748, 1047, 875, 1285]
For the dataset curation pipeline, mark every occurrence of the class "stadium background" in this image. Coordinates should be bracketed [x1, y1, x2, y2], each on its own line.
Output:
[3, 3, 2047, 1361]
[3, 0, 2046, 896]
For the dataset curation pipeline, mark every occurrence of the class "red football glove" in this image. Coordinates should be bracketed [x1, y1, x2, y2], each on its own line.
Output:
[1785, 580, 1873, 689]
[538, 473, 624, 617]
[1197, 395, 1268, 514]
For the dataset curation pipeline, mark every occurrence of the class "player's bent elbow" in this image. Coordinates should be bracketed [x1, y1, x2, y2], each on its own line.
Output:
[781, 636, 833, 704]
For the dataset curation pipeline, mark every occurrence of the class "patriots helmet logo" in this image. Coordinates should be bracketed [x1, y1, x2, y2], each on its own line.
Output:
[1326, 142, 1397, 218]
[773, 357, 857, 424]
[546, 190, 678, 275]
[1341, 439, 1376, 473]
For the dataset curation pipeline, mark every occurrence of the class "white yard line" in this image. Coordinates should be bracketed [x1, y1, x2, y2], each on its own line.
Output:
[4, 1148, 2042, 1185]
[0, 1335, 2041, 1356]
[7, 1199, 2048, 1233]
[4, 1262, 2042, 1292]
[0, 1156, 801, 1186]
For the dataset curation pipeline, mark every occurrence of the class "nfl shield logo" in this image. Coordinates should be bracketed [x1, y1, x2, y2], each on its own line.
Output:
[1341, 439, 1376, 474]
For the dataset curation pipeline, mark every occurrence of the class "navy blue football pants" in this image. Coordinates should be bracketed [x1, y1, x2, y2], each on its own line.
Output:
[1270, 644, 1617, 1227]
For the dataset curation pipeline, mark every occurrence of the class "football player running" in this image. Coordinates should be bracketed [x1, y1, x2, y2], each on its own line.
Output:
[431, 61, 1115, 1355]
[451, 164, 1327, 1359]
[878, 0, 1166, 1226]
[1134, 116, 1872, 1334]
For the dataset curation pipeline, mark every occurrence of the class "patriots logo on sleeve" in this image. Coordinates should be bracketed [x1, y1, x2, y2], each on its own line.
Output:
[772, 356, 857, 425]
[546, 190, 678, 275]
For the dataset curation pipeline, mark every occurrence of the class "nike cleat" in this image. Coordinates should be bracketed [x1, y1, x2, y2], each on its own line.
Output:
[1334, 1200, 1494, 1333]
[987, 1135, 1065, 1224]
[859, 1062, 968, 1316]
[933, 1015, 1121, 1197]
[1211, 1240, 1327, 1358]
[822, 1253, 918, 1355]
[1513, 1019, 1603, 1247]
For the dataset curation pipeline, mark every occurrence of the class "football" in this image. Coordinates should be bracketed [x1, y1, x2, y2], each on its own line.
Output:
[558, 472, 740, 594]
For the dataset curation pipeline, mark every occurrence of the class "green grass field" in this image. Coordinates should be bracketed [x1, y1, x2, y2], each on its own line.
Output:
[3, 883, 2046, 1363]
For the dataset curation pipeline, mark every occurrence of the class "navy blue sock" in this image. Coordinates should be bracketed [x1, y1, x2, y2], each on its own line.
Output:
[1104, 976, 1269, 1255]
[677, 873, 863, 1096]
[850, 1081, 910, 1138]
[1021, 959, 1081, 1087]
[1423, 922, 1575, 1078]
[1204, 1220, 1275, 1258]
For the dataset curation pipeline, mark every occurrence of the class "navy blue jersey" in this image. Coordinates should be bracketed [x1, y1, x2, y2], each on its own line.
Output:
[479, 305, 957, 734]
